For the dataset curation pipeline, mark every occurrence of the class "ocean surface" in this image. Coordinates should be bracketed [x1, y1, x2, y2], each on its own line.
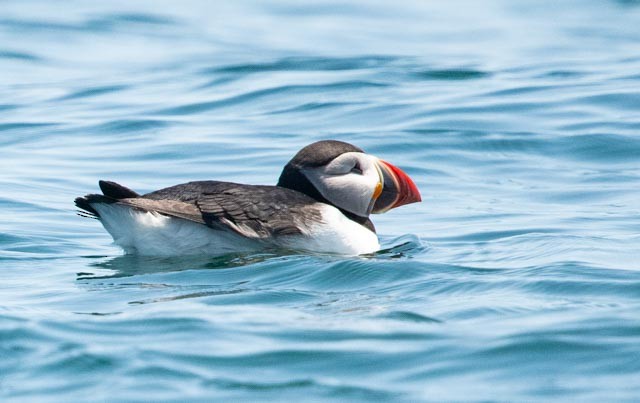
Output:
[2, 0, 640, 401]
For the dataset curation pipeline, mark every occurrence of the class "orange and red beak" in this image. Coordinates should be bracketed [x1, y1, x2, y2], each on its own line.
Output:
[371, 160, 421, 214]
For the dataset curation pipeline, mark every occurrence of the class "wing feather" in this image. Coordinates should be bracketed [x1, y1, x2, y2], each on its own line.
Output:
[106, 181, 324, 240]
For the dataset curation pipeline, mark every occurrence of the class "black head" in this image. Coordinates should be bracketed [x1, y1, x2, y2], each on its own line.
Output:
[277, 140, 365, 201]
[284, 140, 364, 169]
[277, 140, 421, 231]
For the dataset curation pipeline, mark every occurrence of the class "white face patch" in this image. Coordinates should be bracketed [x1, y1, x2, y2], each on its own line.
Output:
[302, 152, 382, 217]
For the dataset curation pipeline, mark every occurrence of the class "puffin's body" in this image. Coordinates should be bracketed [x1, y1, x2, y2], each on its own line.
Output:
[75, 140, 421, 256]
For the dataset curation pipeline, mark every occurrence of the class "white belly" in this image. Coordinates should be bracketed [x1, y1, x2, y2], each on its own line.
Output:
[91, 203, 380, 256]
[92, 203, 261, 256]
[281, 204, 380, 255]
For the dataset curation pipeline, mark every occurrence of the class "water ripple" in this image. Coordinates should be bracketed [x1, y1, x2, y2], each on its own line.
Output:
[157, 81, 388, 116]
[2, 0, 640, 401]
[56, 85, 129, 101]
[210, 55, 397, 74]
[412, 68, 490, 80]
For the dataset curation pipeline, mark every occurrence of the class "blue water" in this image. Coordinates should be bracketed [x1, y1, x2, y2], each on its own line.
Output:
[2, 0, 640, 401]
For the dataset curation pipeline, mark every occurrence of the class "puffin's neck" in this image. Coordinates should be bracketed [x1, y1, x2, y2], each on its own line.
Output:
[277, 163, 376, 233]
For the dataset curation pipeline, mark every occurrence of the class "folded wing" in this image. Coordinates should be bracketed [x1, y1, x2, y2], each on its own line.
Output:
[75, 180, 323, 240]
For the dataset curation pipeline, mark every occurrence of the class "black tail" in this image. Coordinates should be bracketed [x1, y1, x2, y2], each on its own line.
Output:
[99, 180, 140, 199]
[75, 180, 140, 218]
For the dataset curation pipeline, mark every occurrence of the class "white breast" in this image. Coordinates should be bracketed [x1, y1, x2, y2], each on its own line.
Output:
[281, 204, 380, 255]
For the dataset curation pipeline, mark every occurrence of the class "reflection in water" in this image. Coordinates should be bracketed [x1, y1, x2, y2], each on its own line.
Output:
[77, 252, 281, 280]
[77, 235, 424, 280]
[128, 287, 249, 305]
[72, 237, 427, 310]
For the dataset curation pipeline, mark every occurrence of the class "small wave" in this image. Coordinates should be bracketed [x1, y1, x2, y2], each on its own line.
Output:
[0, 50, 42, 61]
[412, 68, 490, 80]
[557, 133, 640, 163]
[157, 81, 388, 116]
[268, 101, 359, 115]
[56, 85, 129, 101]
[378, 310, 442, 323]
[207, 56, 397, 75]
[91, 119, 172, 134]
[0, 122, 57, 132]
[573, 91, 640, 111]
[96, 13, 176, 26]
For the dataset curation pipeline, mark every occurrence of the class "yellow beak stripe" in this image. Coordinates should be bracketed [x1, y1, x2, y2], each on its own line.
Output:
[373, 181, 383, 200]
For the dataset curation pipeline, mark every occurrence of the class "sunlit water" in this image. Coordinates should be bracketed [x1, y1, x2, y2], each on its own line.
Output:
[2, 0, 640, 401]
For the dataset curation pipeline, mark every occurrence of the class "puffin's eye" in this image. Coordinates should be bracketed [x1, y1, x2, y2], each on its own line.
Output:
[324, 152, 366, 175]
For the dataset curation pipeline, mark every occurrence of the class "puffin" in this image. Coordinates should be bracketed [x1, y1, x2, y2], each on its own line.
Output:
[75, 140, 421, 256]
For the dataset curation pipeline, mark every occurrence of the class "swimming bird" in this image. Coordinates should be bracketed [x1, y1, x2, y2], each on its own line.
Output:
[75, 140, 421, 256]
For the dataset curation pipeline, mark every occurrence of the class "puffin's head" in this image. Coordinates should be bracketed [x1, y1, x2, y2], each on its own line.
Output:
[277, 140, 421, 217]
